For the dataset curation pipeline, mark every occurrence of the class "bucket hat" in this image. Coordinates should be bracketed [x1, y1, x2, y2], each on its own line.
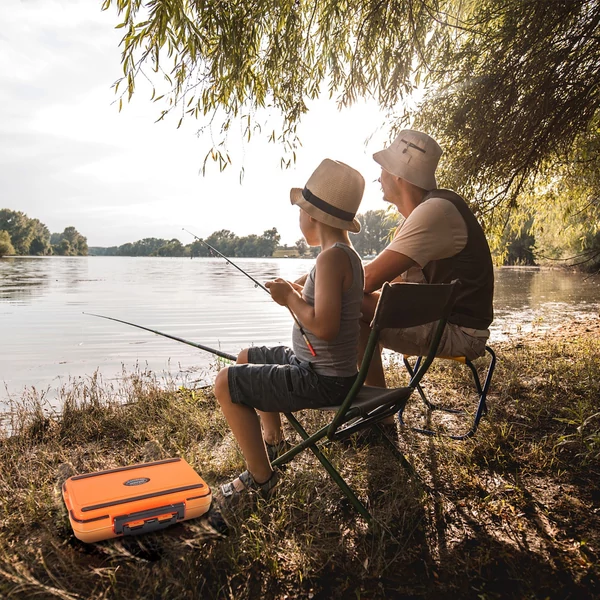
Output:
[373, 130, 442, 191]
[290, 159, 364, 233]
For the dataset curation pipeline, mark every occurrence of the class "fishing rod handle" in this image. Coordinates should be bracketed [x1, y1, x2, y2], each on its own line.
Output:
[303, 334, 317, 357]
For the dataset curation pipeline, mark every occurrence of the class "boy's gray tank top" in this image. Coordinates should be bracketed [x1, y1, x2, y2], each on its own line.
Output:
[292, 243, 364, 377]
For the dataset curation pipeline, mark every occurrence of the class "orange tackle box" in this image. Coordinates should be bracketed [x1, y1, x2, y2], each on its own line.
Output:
[62, 457, 212, 543]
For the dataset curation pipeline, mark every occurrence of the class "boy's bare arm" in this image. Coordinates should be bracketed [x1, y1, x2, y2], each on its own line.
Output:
[361, 291, 380, 324]
[266, 248, 347, 342]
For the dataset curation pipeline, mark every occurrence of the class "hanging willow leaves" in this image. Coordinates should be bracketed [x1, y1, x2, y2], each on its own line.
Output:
[101, 0, 437, 163]
[101, 0, 600, 256]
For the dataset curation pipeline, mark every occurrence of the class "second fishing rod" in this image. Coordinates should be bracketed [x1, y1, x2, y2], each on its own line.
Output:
[183, 228, 317, 357]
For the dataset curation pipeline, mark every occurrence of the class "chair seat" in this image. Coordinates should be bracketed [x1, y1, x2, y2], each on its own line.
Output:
[276, 280, 462, 522]
[320, 385, 413, 416]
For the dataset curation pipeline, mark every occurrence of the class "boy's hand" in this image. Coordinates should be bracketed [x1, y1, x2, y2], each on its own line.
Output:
[265, 278, 298, 306]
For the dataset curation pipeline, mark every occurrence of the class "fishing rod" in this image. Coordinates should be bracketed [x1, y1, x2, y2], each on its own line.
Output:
[83, 312, 237, 362]
[183, 227, 317, 357]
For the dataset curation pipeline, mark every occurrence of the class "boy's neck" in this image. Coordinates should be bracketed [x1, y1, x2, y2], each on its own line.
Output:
[317, 227, 351, 251]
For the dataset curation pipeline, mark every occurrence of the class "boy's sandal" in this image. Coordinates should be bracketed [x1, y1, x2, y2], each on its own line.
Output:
[220, 468, 280, 500]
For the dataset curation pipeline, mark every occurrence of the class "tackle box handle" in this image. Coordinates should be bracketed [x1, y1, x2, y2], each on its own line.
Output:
[114, 503, 185, 536]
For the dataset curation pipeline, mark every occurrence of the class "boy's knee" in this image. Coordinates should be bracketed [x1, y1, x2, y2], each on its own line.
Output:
[237, 348, 250, 364]
[214, 367, 230, 401]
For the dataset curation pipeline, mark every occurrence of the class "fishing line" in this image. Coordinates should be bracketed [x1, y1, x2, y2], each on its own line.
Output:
[183, 227, 317, 357]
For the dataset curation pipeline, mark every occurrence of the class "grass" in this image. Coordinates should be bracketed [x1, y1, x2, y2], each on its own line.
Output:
[0, 328, 599, 599]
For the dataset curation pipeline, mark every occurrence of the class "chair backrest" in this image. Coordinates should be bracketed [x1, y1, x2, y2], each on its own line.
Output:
[371, 280, 461, 331]
[327, 280, 461, 437]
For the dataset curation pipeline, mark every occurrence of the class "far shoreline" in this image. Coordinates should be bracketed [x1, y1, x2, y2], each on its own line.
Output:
[3, 254, 596, 271]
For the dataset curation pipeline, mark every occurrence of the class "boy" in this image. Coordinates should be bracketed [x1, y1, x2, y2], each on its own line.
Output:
[214, 159, 365, 499]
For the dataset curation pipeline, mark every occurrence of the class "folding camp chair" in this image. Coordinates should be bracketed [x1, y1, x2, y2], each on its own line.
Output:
[271, 279, 461, 522]
[399, 346, 496, 440]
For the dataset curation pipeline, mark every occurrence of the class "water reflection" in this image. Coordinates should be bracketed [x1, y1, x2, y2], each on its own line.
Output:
[0, 257, 50, 302]
[1, 258, 598, 405]
[493, 267, 600, 336]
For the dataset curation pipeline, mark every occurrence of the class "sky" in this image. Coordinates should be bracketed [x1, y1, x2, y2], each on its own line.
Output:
[0, 0, 395, 247]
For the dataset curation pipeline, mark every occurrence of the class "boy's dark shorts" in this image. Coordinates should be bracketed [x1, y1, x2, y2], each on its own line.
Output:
[227, 346, 357, 413]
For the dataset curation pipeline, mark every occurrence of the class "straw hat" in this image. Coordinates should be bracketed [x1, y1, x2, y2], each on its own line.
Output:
[373, 130, 442, 191]
[290, 159, 364, 233]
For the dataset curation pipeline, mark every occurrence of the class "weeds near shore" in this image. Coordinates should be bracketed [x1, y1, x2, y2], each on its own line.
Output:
[0, 333, 599, 599]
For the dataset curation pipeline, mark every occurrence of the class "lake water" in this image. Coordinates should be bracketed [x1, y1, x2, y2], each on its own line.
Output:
[1, 256, 599, 406]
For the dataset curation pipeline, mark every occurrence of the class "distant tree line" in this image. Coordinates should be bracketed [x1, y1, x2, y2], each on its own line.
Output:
[90, 228, 282, 258]
[1, 206, 560, 267]
[349, 210, 397, 258]
[90, 214, 400, 260]
[0, 209, 88, 258]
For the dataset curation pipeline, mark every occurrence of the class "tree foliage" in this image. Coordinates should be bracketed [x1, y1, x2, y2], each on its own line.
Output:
[350, 209, 396, 257]
[101, 0, 440, 169]
[101, 0, 600, 265]
[0, 209, 70, 256]
[416, 0, 600, 221]
[0, 209, 38, 255]
[0, 230, 15, 258]
[157, 238, 185, 256]
[102, 1, 600, 195]
[526, 130, 600, 271]
[51, 227, 89, 256]
[204, 227, 281, 257]
[295, 237, 308, 257]
[91, 228, 282, 257]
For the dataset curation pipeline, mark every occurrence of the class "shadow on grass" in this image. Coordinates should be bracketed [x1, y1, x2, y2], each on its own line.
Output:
[1, 333, 599, 598]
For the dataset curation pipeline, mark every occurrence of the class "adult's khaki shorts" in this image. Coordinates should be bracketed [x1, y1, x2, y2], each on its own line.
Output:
[379, 321, 488, 360]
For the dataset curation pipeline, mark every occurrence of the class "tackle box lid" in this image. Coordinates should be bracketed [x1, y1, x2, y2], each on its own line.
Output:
[63, 458, 210, 521]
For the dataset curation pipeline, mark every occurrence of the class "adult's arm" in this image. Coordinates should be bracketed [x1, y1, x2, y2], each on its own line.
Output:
[360, 290, 381, 324]
[364, 198, 468, 294]
[363, 250, 416, 294]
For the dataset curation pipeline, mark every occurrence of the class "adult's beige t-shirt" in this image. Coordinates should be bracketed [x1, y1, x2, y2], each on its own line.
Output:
[386, 197, 468, 267]
[385, 196, 489, 338]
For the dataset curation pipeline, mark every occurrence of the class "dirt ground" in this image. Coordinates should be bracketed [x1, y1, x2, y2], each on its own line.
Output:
[0, 315, 599, 599]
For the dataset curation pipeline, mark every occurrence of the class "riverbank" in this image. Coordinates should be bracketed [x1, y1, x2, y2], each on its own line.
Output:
[0, 320, 599, 599]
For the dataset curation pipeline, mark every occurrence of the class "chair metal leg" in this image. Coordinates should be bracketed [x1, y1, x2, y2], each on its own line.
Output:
[282, 412, 373, 522]
[465, 346, 496, 438]
[399, 346, 496, 439]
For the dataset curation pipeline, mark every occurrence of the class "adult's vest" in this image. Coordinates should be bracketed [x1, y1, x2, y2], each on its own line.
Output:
[421, 189, 494, 329]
